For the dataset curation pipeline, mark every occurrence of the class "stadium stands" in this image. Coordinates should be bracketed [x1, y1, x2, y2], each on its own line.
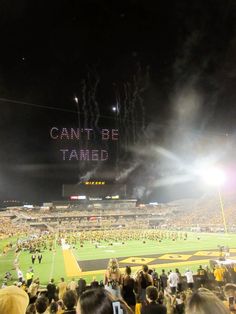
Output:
[1, 199, 236, 313]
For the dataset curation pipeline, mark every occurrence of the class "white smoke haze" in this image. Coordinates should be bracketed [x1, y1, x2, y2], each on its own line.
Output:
[80, 169, 98, 182]
[152, 174, 194, 188]
[116, 161, 140, 181]
[70, 70, 231, 201]
[127, 77, 231, 197]
[168, 80, 204, 160]
[174, 84, 202, 126]
[153, 146, 183, 168]
[133, 186, 146, 199]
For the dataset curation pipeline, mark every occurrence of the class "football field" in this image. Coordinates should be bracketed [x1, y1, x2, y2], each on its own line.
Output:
[0, 232, 235, 286]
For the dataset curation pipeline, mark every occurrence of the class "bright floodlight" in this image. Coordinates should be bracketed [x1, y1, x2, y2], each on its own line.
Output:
[112, 106, 117, 112]
[200, 166, 226, 186]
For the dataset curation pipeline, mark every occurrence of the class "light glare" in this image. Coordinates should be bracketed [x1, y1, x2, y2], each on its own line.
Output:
[200, 166, 226, 186]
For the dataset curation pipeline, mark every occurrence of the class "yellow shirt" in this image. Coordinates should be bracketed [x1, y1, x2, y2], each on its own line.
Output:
[58, 282, 67, 299]
[135, 303, 142, 314]
[214, 268, 224, 282]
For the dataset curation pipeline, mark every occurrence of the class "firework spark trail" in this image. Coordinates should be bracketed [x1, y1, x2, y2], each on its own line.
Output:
[131, 77, 137, 145]
[139, 66, 150, 135]
[123, 83, 129, 153]
[75, 99, 82, 170]
[125, 82, 129, 146]
[138, 94, 145, 135]
[92, 76, 100, 128]
[81, 79, 88, 130]
[127, 82, 135, 145]
[114, 85, 122, 168]
[116, 66, 149, 157]
[88, 91, 94, 129]
[85, 73, 95, 129]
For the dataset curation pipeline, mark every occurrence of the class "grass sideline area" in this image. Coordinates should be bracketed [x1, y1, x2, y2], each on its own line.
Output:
[0, 231, 235, 286]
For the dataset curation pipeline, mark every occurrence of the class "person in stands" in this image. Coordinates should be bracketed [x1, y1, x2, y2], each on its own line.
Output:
[197, 265, 207, 287]
[76, 278, 87, 297]
[76, 288, 133, 314]
[35, 296, 49, 314]
[185, 269, 194, 290]
[0, 285, 29, 314]
[26, 303, 36, 314]
[141, 286, 167, 314]
[160, 270, 168, 291]
[122, 266, 136, 312]
[57, 277, 67, 299]
[63, 290, 77, 314]
[104, 258, 122, 298]
[49, 302, 58, 314]
[47, 279, 57, 303]
[68, 278, 77, 292]
[168, 270, 179, 295]
[214, 265, 225, 287]
[224, 283, 236, 312]
[137, 265, 153, 304]
[28, 278, 40, 304]
[185, 288, 230, 314]
[90, 277, 99, 289]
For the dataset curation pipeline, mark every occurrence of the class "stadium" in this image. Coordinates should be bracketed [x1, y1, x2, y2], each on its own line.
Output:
[1, 1, 236, 313]
[1, 178, 236, 284]
[1, 169, 236, 313]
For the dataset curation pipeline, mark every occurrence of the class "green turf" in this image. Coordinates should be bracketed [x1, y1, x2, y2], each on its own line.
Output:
[0, 236, 18, 252]
[0, 232, 235, 286]
[74, 232, 233, 261]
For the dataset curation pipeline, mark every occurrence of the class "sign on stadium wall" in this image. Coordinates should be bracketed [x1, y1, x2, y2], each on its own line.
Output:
[62, 182, 126, 198]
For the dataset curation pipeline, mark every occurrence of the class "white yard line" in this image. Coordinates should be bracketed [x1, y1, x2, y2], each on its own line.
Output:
[49, 238, 57, 280]
[49, 250, 56, 281]
[71, 249, 82, 272]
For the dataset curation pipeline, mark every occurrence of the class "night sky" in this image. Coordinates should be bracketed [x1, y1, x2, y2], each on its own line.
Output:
[0, 0, 236, 203]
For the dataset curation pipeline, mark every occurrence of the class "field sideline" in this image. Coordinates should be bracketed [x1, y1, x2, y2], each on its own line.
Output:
[0, 231, 235, 286]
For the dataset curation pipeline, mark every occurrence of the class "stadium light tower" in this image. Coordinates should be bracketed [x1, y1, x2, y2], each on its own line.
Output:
[199, 166, 227, 233]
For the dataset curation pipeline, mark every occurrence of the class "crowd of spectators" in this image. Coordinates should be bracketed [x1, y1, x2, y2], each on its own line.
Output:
[2, 200, 236, 232]
[0, 217, 29, 241]
[1, 203, 236, 313]
[1, 260, 236, 313]
[165, 199, 236, 231]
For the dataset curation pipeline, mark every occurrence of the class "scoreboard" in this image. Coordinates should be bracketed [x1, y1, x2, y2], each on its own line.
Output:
[62, 181, 126, 199]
